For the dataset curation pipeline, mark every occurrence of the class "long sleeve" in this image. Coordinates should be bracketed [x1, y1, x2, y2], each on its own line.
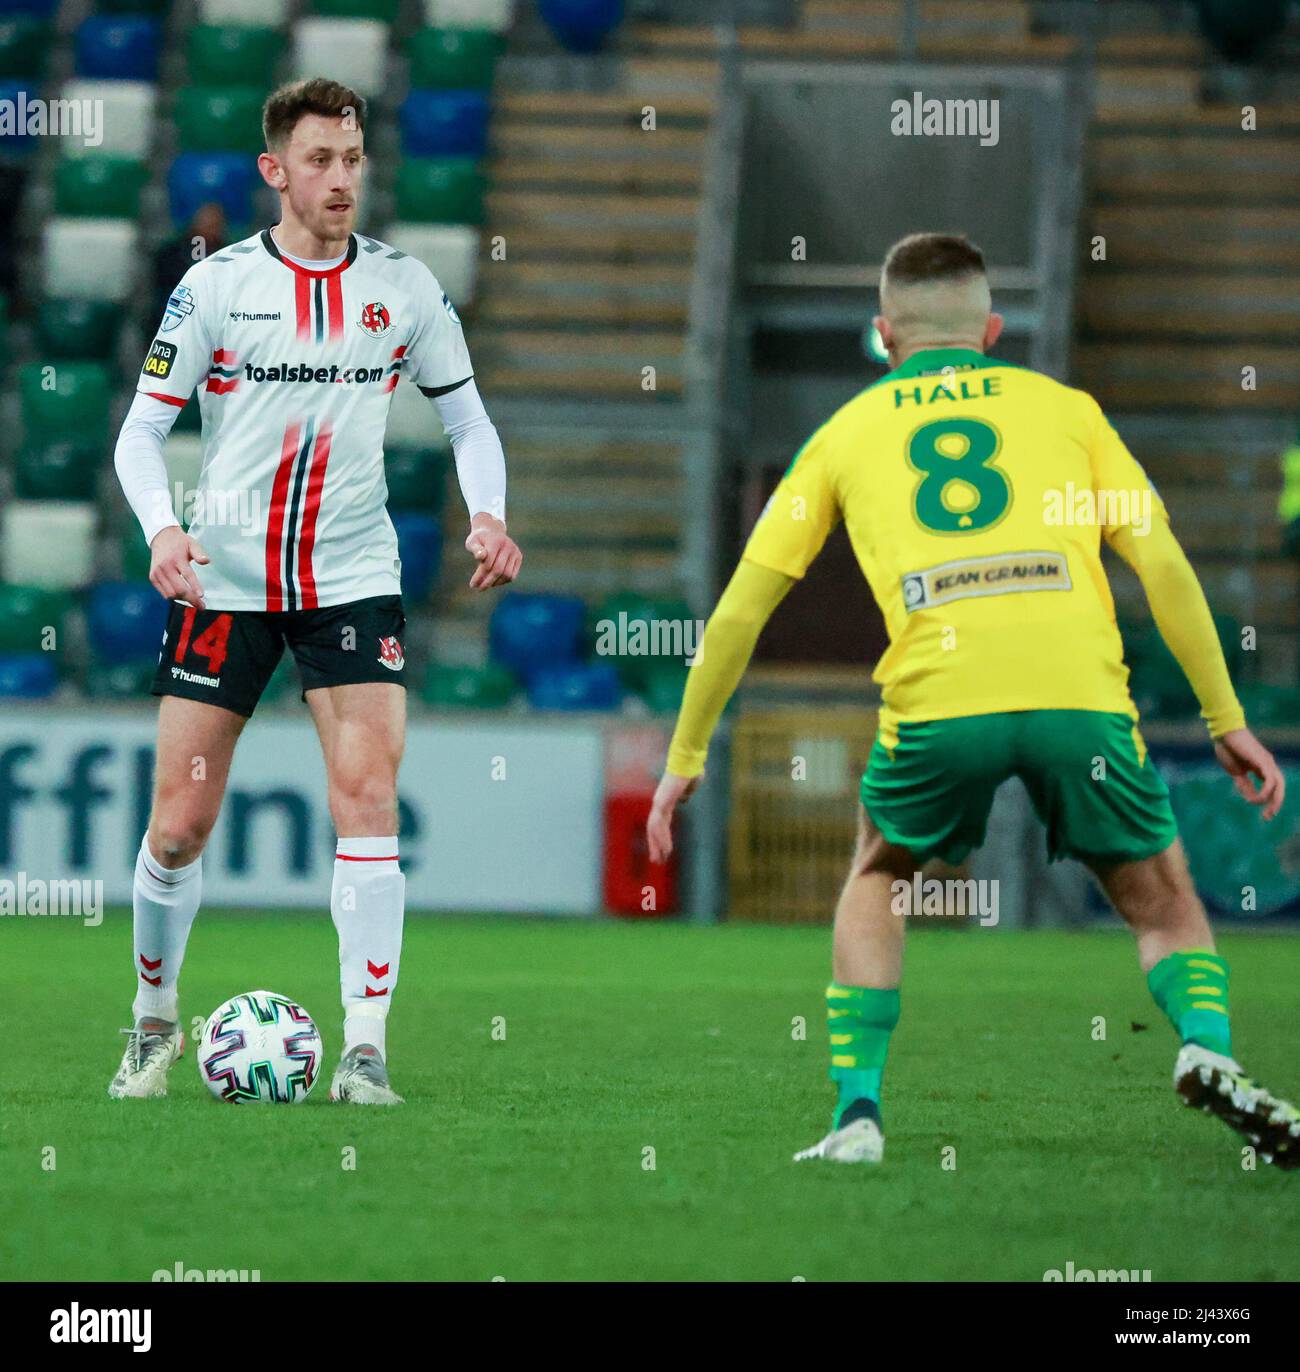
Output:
[1108, 519, 1245, 738]
[114, 391, 184, 548]
[665, 560, 795, 777]
[429, 378, 506, 522]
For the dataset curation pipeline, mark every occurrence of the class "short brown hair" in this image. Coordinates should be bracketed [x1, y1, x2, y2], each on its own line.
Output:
[882, 233, 985, 287]
[262, 77, 367, 152]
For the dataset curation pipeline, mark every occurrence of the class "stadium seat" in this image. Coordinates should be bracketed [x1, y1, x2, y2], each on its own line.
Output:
[168, 151, 256, 226]
[42, 218, 138, 300]
[395, 157, 485, 225]
[399, 89, 490, 159]
[0, 583, 69, 653]
[590, 590, 695, 689]
[424, 0, 513, 31]
[54, 154, 148, 218]
[199, 0, 291, 25]
[489, 593, 585, 682]
[74, 15, 161, 82]
[120, 526, 153, 583]
[1, 501, 98, 589]
[14, 439, 100, 501]
[19, 361, 111, 445]
[34, 297, 123, 361]
[526, 662, 622, 711]
[85, 659, 158, 699]
[314, 0, 400, 22]
[60, 80, 156, 160]
[391, 512, 442, 602]
[292, 19, 388, 97]
[639, 662, 689, 713]
[384, 223, 478, 305]
[175, 87, 266, 154]
[97, 0, 170, 13]
[86, 581, 168, 663]
[0, 79, 38, 156]
[0, 653, 58, 698]
[408, 28, 501, 89]
[0, 0, 60, 17]
[538, 0, 624, 54]
[0, 14, 52, 79]
[188, 24, 283, 87]
[422, 661, 517, 708]
[385, 445, 448, 513]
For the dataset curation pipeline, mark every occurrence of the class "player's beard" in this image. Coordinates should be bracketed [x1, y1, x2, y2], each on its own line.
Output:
[283, 181, 357, 252]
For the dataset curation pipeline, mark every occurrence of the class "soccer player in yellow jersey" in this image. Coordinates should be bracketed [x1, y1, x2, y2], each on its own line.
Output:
[647, 233, 1299, 1168]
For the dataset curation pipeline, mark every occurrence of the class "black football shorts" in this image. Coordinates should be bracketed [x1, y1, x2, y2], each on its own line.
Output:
[151, 594, 407, 717]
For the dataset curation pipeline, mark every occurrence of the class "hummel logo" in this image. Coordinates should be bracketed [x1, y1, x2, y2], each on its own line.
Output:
[229, 310, 282, 322]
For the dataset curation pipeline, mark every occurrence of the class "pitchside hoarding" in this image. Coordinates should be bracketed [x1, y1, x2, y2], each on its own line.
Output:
[0, 709, 605, 914]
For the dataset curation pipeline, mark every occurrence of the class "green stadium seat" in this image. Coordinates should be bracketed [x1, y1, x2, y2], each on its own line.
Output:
[315, 0, 401, 23]
[35, 297, 122, 361]
[1123, 613, 1242, 721]
[85, 660, 158, 699]
[187, 23, 283, 85]
[0, 584, 70, 655]
[19, 361, 112, 445]
[385, 446, 448, 513]
[640, 662, 689, 714]
[175, 87, 266, 154]
[54, 155, 149, 219]
[394, 157, 485, 224]
[121, 527, 154, 583]
[0, 16, 53, 80]
[1236, 684, 1300, 729]
[408, 27, 501, 89]
[15, 440, 100, 502]
[590, 592, 697, 691]
[422, 662, 517, 708]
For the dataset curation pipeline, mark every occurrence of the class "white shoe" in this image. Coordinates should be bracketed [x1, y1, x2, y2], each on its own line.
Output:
[107, 1020, 185, 1099]
[793, 1116, 884, 1165]
[1174, 1043, 1300, 1169]
[329, 1045, 404, 1105]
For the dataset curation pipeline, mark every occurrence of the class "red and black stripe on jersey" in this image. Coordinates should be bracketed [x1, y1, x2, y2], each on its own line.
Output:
[265, 417, 333, 612]
[260, 228, 356, 343]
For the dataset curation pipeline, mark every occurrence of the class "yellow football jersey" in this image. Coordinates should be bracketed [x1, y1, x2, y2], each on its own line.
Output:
[741, 346, 1166, 740]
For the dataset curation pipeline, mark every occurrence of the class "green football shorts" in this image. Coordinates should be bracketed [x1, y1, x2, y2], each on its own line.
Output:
[860, 709, 1179, 867]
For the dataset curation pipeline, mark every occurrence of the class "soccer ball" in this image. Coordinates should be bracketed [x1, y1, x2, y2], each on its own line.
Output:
[197, 991, 322, 1104]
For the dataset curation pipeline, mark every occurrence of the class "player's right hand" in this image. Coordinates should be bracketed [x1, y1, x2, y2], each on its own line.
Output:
[1214, 727, 1285, 821]
[149, 526, 210, 610]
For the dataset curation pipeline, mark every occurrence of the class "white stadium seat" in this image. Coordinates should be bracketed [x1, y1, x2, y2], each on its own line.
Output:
[2, 502, 98, 590]
[43, 219, 139, 302]
[424, 0, 514, 31]
[384, 223, 479, 307]
[61, 81, 156, 162]
[199, 0, 291, 25]
[293, 20, 389, 99]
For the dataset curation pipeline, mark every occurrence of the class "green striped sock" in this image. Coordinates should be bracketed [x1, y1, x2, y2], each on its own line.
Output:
[1147, 948, 1232, 1057]
[826, 983, 900, 1128]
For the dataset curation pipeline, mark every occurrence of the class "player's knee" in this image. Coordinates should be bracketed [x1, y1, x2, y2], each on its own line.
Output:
[328, 772, 397, 830]
[149, 813, 215, 865]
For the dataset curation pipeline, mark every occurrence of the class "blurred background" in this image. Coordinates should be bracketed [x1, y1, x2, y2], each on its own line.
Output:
[0, 0, 1298, 927]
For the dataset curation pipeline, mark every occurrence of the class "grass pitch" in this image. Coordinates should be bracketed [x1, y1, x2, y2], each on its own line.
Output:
[2, 913, 1295, 1282]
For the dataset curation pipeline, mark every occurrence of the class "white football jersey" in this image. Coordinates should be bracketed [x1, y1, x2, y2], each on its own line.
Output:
[138, 228, 472, 611]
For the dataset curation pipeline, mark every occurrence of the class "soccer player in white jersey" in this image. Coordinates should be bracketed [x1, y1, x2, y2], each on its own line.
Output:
[108, 78, 521, 1104]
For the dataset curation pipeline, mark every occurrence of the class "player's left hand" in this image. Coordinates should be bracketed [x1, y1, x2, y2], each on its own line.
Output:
[465, 514, 521, 591]
[647, 770, 702, 864]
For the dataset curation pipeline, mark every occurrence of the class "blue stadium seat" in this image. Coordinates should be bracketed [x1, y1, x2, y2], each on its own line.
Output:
[168, 151, 255, 226]
[0, 652, 58, 698]
[489, 593, 585, 683]
[0, 0, 61, 17]
[539, 0, 624, 54]
[87, 581, 168, 663]
[526, 662, 622, 711]
[391, 512, 443, 603]
[74, 16, 161, 82]
[0, 80, 38, 156]
[399, 89, 490, 159]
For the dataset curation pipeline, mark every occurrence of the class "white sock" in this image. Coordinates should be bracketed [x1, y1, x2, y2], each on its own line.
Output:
[131, 836, 202, 1024]
[330, 836, 404, 1059]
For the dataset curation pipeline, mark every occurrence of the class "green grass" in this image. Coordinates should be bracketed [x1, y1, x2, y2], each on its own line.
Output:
[2, 914, 1295, 1282]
